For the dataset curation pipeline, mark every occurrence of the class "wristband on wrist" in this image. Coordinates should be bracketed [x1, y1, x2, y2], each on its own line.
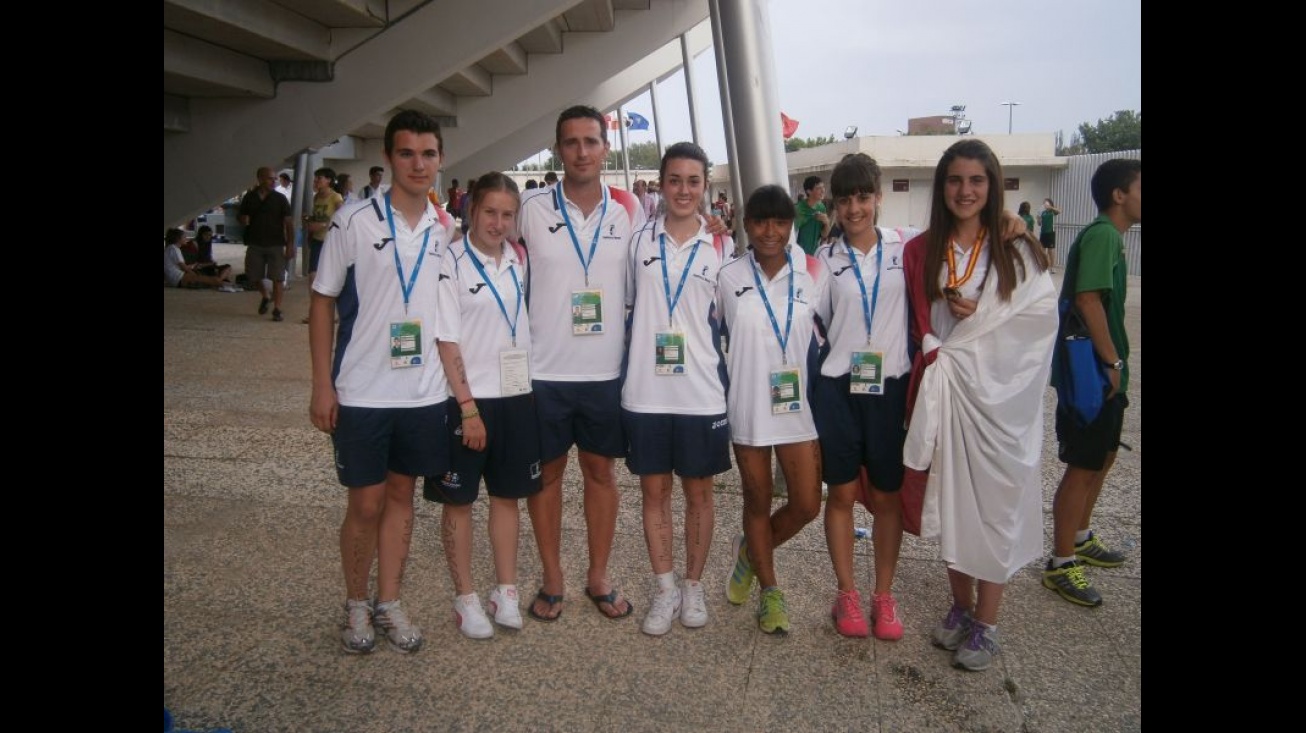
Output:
[461, 408, 480, 420]
[458, 398, 475, 406]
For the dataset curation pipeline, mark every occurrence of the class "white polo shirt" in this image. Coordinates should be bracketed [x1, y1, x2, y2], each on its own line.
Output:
[814, 226, 914, 380]
[518, 183, 646, 381]
[717, 245, 827, 446]
[313, 196, 457, 407]
[435, 238, 531, 399]
[621, 216, 731, 415]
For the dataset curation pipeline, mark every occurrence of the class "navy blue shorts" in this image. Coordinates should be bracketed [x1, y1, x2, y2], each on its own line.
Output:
[1057, 392, 1128, 471]
[424, 395, 543, 505]
[812, 373, 907, 491]
[308, 239, 324, 274]
[332, 403, 449, 488]
[622, 410, 732, 478]
[532, 379, 626, 462]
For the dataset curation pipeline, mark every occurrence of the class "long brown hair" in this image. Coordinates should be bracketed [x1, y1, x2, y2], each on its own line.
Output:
[922, 139, 1047, 302]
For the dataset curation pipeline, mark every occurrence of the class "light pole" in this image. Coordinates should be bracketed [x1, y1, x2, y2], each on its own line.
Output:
[1001, 101, 1021, 134]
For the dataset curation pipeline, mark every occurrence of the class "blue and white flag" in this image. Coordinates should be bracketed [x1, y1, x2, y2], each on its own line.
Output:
[627, 111, 650, 131]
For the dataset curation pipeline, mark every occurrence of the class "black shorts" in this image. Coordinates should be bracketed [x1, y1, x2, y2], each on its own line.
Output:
[424, 395, 542, 505]
[532, 379, 626, 462]
[1057, 393, 1128, 471]
[332, 403, 450, 488]
[622, 410, 732, 478]
[1040, 231, 1056, 249]
[812, 373, 908, 490]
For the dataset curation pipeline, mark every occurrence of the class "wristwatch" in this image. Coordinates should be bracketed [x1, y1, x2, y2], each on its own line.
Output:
[1106, 359, 1124, 371]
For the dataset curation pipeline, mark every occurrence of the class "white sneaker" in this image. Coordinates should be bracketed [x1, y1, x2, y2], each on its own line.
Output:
[642, 583, 682, 636]
[680, 579, 708, 628]
[488, 586, 523, 630]
[453, 593, 494, 639]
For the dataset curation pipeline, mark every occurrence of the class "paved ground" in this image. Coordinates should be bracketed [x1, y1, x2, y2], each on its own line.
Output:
[164, 245, 1141, 733]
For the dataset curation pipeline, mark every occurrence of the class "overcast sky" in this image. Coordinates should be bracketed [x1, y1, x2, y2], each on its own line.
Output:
[522, 0, 1141, 166]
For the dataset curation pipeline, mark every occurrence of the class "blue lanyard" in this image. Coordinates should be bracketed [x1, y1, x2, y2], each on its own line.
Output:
[750, 249, 795, 365]
[383, 192, 430, 316]
[844, 228, 882, 345]
[659, 232, 701, 328]
[556, 185, 608, 287]
[464, 240, 523, 347]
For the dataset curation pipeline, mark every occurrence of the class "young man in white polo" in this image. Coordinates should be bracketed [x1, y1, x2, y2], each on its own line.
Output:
[516, 105, 647, 622]
[308, 109, 458, 654]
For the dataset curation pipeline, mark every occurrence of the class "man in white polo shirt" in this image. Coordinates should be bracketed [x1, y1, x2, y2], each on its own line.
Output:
[308, 109, 458, 654]
[517, 105, 647, 622]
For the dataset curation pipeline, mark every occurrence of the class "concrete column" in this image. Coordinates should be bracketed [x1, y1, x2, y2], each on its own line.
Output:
[648, 81, 664, 160]
[292, 152, 311, 277]
[680, 33, 702, 146]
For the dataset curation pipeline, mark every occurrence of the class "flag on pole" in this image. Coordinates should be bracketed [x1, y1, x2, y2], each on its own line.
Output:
[605, 113, 621, 131]
[781, 112, 799, 139]
[627, 111, 650, 131]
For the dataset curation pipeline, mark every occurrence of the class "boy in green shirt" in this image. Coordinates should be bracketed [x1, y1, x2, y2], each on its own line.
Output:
[1043, 159, 1141, 607]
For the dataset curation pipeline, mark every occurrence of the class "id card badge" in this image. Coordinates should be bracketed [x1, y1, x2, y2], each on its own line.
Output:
[769, 366, 803, 414]
[654, 330, 687, 375]
[390, 320, 424, 368]
[499, 349, 530, 396]
[571, 288, 604, 335]
[849, 351, 884, 395]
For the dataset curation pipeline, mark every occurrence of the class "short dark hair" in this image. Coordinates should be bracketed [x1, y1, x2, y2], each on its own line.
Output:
[543, 171, 558, 184]
[384, 109, 443, 156]
[278, 172, 292, 183]
[369, 166, 384, 176]
[745, 184, 797, 222]
[802, 176, 823, 193]
[197, 225, 213, 238]
[525, 179, 539, 189]
[165, 227, 185, 245]
[1090, 158, 1141, 212]
[314, 167, 336, 181]
[555, 105, 607, 146]
[830, 153, 882, 198]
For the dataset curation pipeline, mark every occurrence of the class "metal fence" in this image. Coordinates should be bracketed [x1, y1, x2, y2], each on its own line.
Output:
[1048, 150, 1141, 276]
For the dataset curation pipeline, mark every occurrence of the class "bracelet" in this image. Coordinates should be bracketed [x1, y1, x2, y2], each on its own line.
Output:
[461, 408, 480, 420]
[458, 398, 475, 406]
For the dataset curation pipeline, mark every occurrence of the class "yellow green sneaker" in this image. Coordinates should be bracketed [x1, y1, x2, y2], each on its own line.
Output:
[757, 587, 790, 634]
[726, 533, 755, 605]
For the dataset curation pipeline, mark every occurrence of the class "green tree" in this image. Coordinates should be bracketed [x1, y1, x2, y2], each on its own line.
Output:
[1059, 110, 1141, 155]
[784, 134, 837, 153]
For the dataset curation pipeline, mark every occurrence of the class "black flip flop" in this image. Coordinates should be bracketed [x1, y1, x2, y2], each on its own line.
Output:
[527, 589, 564, 622]
[584, 587, 634, 620]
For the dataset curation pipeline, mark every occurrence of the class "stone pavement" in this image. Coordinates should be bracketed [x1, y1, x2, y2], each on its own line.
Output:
[164, 245, 1141, 732]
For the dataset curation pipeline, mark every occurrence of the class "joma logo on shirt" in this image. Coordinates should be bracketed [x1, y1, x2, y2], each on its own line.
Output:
[643, 256, 661, 266]
[469, 283, 487, 294]
[548, 222, 567, 234]
[372, 237, 394, 250]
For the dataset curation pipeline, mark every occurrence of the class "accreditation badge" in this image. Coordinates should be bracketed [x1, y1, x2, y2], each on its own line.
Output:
[499, 349, 530, 396]
[849, 350, 884, 395]
[769, 366, 803, 414]
[389, 320, 424, 368]
[654, 330, 687, 375]
[571, 288, 604, 335]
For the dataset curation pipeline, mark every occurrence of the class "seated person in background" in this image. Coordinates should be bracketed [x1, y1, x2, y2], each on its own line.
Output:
[194, 225, 217, 264]
[165, 228, 232, 288]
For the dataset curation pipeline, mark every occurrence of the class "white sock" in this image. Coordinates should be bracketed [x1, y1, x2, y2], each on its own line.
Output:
[457, 592, 479, 604]
[656, 571, 677, 591]
[497, 583, 516, 596]
[683, 578, 701, 588]
[1053, 555, 1076, 568]
[1075, 529, 1092, 544]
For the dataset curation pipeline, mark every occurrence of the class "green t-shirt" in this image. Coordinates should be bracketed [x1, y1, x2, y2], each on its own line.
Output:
[1020, 213, 1035, 234]
[1052, 215, 1129, 392]
[1039, 208, 1057, 235]
[794, 198, 826, 255]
